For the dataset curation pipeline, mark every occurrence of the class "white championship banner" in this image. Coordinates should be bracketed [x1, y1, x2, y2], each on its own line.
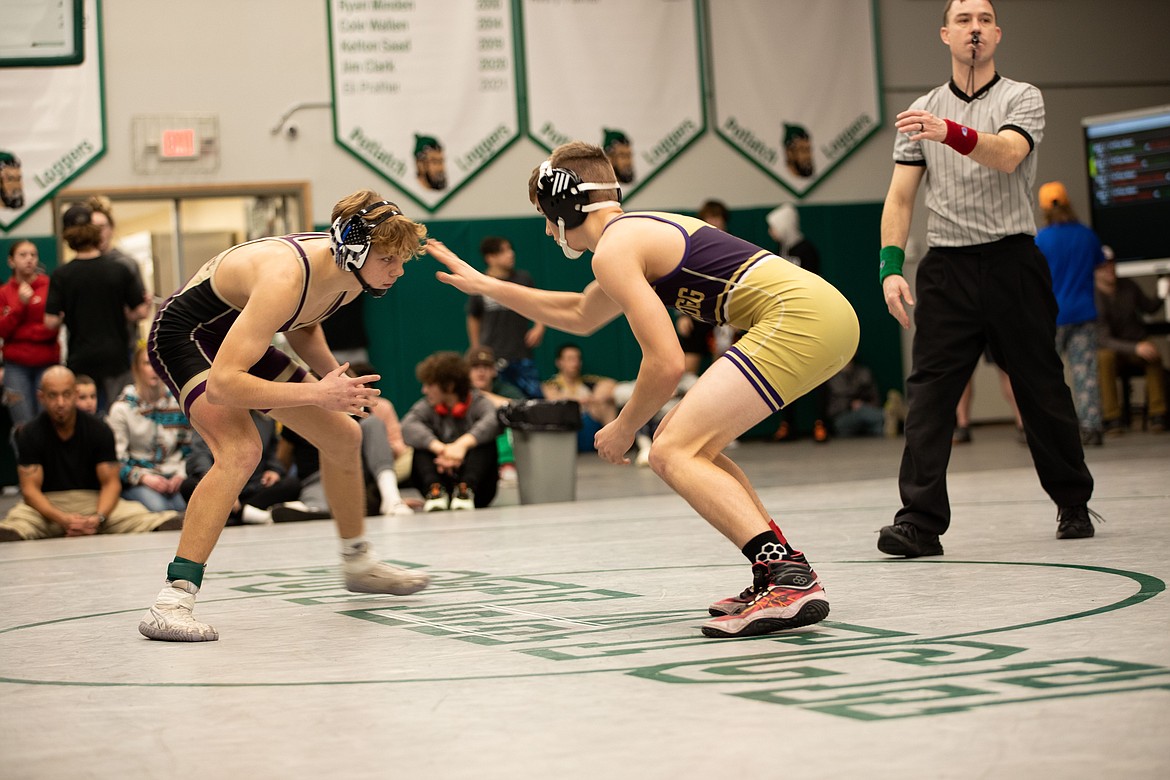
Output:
[710, 0, 882, 197]
[329, 0, 521, 212]
[0, 0, 103, 232]
[522, 0, 705, 200]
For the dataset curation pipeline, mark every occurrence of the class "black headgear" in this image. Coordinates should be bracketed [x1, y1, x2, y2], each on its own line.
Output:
[535, 161, 622, 232]
[329, 200, 401, 273]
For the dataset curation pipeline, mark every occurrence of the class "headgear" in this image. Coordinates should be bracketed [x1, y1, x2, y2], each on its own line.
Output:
[329, 200, 400, 273]
[534, 160, 621, 259]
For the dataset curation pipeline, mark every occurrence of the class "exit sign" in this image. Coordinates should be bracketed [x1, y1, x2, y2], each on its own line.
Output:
[160, 128, 197, 159]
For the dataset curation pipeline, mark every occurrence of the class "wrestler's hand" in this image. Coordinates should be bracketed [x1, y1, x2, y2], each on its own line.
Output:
[428, 239, 488, 295]
[882, 274, 915, 330]
[595, 420, 635, 466]
[318, 363, 380, 417]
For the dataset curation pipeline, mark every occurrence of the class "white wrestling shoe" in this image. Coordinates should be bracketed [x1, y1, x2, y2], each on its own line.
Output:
[138, 580, 219, 642]
[342, 543, 430, 595]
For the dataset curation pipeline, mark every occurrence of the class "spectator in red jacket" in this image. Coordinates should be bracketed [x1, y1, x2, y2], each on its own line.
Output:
[1, 240, 60, 427]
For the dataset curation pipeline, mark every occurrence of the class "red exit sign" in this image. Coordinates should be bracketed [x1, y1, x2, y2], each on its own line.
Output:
[160, 128, 197, 159]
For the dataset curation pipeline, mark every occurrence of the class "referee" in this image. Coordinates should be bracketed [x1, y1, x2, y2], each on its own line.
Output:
[876, 0, 1097, 556]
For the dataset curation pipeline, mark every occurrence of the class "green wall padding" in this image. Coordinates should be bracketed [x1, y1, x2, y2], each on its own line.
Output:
[347, 202, 902, 436]
[0, 201, 898, 482]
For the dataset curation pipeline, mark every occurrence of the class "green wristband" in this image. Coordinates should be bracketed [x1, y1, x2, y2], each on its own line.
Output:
[879, 245, 905, 282]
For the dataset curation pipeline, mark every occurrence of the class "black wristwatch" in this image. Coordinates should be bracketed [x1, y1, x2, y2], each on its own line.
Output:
[96, 513, 108, 524]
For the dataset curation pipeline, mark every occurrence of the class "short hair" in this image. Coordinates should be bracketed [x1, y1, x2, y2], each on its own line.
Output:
[415, 351, 470, 398]
[697, 200, 730, 224]
[479, 236, 510, 258]
[527, 141, 620, 208]
[555, 342, 581, 360]
[75, 374, 97, 388]
[943, 0, 995, 24]
[330, 189, 428, 262]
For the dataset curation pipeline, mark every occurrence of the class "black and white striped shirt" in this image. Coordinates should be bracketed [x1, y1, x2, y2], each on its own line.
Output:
[894, 75, 1044, 247]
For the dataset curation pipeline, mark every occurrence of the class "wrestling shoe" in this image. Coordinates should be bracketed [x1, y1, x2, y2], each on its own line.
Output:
[423, 483, 449, 512]
[701, 562, 829, 639]
[138, 579, 218, 642]
[707, 552, 816, 617]
[448, 483, 475, 511]
[877, 522, 944, 558]
[342, 542, 430, 595]
[1056, 504, 1099, 539]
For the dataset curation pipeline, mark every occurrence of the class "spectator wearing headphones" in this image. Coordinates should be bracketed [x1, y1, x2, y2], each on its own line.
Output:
[400, 351, 502, 511]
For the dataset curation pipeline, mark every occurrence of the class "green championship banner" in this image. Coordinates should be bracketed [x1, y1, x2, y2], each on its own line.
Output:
[710, 0, 882, 198]
[522, 0, 705, 200]
[0, 0, 104, 232]
[328, 0, 522, 212]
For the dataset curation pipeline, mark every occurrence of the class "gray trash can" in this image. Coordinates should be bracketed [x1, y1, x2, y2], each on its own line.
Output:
[499, 399, 582, 505]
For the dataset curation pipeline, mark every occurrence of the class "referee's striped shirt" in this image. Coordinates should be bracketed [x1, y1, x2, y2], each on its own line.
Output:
[894, 74, 1044, 248]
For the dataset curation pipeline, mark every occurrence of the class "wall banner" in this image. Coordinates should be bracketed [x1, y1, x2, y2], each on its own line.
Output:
[710, 0, 882, 198]
[522, 0, 705, 202]
[329, 0, 522, 213]
[0, 0, 104, 233]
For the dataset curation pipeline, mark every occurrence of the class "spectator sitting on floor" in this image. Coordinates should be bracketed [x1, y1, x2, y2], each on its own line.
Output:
[181, 410, 311, 525]
[467, 345, 524, 481]
[74, 374, 100, 417]
[0, 366, 182, 541]
[825, 357, 885, 438]
[541, 342, 617, 452]
[277, 388, 416, 518]
[401, 350, 502, 511]
[107, 344, 192, 512]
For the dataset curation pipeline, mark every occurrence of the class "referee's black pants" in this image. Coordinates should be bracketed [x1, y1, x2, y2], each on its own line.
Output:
[895, 235, 1093, 535]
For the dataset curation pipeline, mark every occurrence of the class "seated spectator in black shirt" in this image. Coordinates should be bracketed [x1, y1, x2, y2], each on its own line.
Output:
[0, 366, 182, 541]
[1095, 250, 1168, 432]
[825, 357, 886, 438]
[277, 408, 415, 520]
[180, 410, 308, 525]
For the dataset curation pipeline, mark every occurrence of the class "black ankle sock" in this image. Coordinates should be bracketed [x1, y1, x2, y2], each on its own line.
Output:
[741, 530, 807, 566]
[742, 531, 783, 564]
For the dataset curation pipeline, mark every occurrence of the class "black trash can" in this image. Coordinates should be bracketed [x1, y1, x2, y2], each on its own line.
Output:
[498, 399, 582, 505]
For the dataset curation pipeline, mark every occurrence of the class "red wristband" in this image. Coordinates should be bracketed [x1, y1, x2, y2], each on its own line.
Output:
[943, 119, 978, 155]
